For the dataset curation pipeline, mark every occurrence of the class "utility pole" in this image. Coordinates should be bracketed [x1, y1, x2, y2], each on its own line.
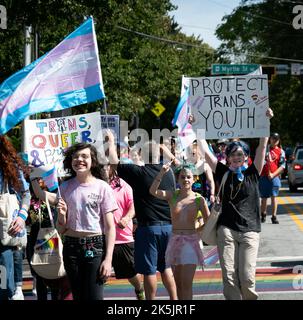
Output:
[21, 25, 32, 154]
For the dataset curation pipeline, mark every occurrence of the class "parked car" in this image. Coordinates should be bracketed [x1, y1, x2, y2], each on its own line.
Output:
[288, 149, 303, 192]
[281, 146, 294, 179]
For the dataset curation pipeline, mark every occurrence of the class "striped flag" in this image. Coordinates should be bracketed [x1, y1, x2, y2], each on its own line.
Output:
[172, 76, 196, 150]
[0, 17, 105, 135]
[204, 246, 219, 266]
[42, 166, 59, 192]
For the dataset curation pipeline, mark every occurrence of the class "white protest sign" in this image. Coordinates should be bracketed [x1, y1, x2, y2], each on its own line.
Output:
[24, 112, 103, 176]
[101, 114, 120, 142]
[189, 75, 269, 139]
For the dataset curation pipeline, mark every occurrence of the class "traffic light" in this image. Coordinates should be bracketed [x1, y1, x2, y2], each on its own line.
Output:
[262, 65, 276, 83]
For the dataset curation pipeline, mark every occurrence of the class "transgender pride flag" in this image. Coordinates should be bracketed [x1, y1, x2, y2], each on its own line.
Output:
[172, 76, 196, 150]
[42, 166, 59, 192]
[0, 17, 105, 135]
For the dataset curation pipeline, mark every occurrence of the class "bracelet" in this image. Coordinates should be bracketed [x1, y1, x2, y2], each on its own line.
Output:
[18, 208, 28, 221]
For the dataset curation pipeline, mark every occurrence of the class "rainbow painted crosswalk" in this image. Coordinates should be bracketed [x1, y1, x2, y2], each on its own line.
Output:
[22, 266, 302, 300]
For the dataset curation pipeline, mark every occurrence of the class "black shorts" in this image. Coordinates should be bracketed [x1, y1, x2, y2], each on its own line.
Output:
[112, 242, 136, 279]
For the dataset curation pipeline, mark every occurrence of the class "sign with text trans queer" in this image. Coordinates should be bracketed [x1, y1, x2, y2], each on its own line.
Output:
[189, 75, 269, 139]
[24, 112, 103, 176]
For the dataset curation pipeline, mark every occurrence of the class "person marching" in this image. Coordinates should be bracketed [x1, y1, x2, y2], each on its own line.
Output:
[259, 132, 286, 224]
[150, 162, 210, 300]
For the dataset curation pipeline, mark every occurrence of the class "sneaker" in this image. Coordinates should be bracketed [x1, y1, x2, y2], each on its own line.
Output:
[11, 287, 24, 300]
[261, 212, 266, 223]
[135, 288, 145, 300]
[271, 216, 279, 224]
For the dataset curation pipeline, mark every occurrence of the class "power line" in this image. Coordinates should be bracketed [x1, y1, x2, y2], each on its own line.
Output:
[178, 24, 216, 32]
[117, 25, 303, 63]
[206, 0, 293, 26]
[116, 25, 209, 49]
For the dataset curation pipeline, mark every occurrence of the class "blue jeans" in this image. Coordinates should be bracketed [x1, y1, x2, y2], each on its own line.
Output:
[13, 248, 24, 286]
[0, 246, 15, 300]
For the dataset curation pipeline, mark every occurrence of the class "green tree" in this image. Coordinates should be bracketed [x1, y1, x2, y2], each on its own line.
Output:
[215, 0, 303, 146]
[0, 0, 215, 145]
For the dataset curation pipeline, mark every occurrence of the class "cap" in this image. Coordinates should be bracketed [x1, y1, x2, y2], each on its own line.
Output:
[270, 132, 280, 140]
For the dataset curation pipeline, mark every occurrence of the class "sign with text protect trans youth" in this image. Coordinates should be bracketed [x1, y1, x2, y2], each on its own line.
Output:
[24, 112, 103, 176]
[189, 75, 269, 139]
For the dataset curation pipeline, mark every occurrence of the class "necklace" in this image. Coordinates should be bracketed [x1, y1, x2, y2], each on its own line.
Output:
[230, 173, 243, 200]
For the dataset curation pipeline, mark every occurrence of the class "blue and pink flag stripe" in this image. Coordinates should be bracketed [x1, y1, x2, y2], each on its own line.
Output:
[0, 17, 105, 135]
[42, 166, 59, 192]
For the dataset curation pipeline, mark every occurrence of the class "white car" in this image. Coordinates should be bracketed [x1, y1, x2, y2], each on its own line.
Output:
[288, 149, 303, 192]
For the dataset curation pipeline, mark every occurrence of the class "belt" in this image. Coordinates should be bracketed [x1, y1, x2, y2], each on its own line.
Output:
[64, 235, 104, 245]
[138, 221, 171, 227]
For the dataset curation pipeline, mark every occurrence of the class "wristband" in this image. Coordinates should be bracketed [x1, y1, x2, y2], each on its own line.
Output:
[18, 208, 28, 221]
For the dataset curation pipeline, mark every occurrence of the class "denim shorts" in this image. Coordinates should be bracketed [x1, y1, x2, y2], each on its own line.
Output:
[259, 176, 281, 198]
[134, 224, 172, 275]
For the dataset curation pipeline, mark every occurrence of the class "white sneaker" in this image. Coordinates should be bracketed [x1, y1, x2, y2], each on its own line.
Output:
[11, 287, 24, 300]
[32, 288, 37, 297]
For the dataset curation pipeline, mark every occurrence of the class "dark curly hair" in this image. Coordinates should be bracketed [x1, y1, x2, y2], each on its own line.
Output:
[0, 136, 26, 191]
[63, 143, 103, 179]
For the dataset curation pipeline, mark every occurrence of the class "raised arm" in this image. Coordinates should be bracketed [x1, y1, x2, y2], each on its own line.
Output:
[149, 161, 173, 201]
[204, 162, 216, 203]
[106, 129, 119, 168]
[254, 108, 273, 174]
[160, 143, 181, 166]
[197, 139, 218, 173]
[30, 178, 58, 205]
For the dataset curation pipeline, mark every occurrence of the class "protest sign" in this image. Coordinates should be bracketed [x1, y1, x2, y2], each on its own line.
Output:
[189, 75, 269, 139]
[24, 112, 103, 175]
[101, 114, 120, 142]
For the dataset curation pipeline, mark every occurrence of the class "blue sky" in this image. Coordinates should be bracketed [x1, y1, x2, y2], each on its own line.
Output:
[169, 0, 245, 49]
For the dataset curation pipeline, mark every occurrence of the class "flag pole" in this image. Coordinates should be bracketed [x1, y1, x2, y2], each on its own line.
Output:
[21, 25, 32, 154]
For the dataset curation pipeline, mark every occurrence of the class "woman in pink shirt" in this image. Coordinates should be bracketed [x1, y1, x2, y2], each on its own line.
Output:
[32, 143, 117, 300]
[100, 163, 144, 300]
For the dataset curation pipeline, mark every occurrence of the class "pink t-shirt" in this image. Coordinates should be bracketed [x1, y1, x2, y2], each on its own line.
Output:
[110, 178, 134, 244]
[60, 177, 118, 234]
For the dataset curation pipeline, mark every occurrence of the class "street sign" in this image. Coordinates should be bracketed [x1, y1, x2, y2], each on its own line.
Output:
[211, 64, 260, 75]
[291, 63, 301, 75]
[151, 102, 165, 117]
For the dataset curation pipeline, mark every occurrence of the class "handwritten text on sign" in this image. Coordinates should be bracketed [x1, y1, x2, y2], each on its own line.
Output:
[24, 112, 103, 175]
[189, 75, 269, 139]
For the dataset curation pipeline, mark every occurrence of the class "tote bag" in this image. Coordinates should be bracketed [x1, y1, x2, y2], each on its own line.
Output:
[200, 171, 229, 246]
[30, 196, 66, 279]
[0, 184, 27, 247]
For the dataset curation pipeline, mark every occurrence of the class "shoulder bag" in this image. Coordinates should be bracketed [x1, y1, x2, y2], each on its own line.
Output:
[30, 195, 66, 279]
[0, 183, 27, 247]
[200, 170, 229, 246]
